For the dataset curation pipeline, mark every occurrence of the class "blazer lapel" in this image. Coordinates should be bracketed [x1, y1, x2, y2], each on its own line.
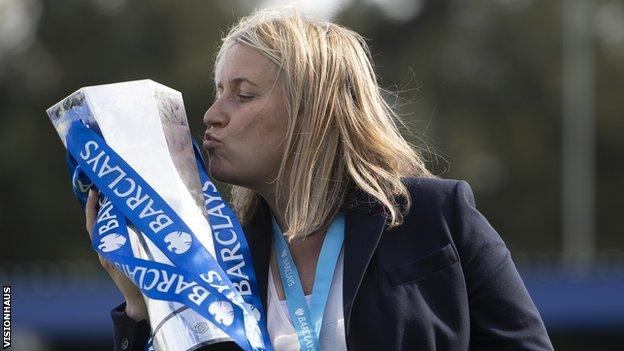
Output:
[342, 206, 386, 336]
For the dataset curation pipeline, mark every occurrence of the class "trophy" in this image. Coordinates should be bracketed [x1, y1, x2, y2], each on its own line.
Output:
[47, 80, 237, 350]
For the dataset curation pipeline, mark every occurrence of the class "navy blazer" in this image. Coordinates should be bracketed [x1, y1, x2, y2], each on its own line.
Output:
[111, 178, 553, 350]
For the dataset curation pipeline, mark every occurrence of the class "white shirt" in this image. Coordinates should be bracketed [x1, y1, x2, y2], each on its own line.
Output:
[267, 250, 347, 351]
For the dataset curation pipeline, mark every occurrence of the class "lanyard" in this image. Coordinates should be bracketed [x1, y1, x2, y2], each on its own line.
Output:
[272, 213, 345, 351]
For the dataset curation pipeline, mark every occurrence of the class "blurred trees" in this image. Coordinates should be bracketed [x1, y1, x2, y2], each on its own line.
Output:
[0, 0, 622, 263]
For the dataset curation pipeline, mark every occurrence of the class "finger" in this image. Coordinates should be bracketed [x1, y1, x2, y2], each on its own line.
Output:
[99, 254, 112, 270]
[85, 189, 99, 238]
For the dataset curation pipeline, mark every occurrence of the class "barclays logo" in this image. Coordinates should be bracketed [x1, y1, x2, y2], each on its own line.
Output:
[98, 233, 127, 252]
[243, 310, 264, 348]
[164, 231, 192, 254]
[73, 177, 92, 193]
[295, 308, 305, 317]
[246, 302, 262, 321]
[208, 301, 234, 326]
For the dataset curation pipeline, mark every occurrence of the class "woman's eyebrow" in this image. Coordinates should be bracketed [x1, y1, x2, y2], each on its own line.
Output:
[215, 77, 260, 92]
[231, 77, 259, 87]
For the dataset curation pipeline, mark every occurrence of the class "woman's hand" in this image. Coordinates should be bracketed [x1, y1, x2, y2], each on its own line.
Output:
[85, 189, 149, 323]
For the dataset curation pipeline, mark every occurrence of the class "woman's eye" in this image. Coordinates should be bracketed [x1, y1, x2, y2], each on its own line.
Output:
[237, 94, 253, 102]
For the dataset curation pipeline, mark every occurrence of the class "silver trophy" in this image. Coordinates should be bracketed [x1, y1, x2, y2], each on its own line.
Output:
[47, 80, 232, 350]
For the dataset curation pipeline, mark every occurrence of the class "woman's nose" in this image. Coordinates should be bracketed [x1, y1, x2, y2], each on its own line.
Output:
[203, 99, 229, 129]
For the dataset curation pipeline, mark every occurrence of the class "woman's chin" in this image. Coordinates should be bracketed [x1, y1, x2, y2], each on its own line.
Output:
[208, 163, 239, 185]
[207, 165, 227, 183]
[207, 159, 225, 181]
[206, 157, 260, 189]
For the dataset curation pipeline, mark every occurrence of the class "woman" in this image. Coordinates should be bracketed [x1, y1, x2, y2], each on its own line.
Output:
[86, 8, 554, 351]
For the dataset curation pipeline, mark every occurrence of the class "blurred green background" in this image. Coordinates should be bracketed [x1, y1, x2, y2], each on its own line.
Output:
[1, 0, 623, 350]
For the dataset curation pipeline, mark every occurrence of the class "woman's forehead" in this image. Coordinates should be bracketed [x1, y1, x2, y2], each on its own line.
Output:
[215, 44, 279, 88]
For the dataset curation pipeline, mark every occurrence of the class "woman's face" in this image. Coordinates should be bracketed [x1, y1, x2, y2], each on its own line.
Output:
[203, 43, 288, 191]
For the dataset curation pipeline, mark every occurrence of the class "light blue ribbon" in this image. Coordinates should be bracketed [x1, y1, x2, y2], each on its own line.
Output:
[272, 213, 345, 351]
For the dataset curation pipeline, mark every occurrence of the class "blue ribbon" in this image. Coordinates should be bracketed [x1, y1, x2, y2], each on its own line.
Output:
[271, 213, 345, 351]
[65, 120, 270, 350]
[66, 154, 94, 210]
[192, 141, 273, 350]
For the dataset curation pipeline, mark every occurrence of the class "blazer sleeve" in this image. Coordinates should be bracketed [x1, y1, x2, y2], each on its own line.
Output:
[110, 302, 150, 351]
[452, 181, 554, 351]
[110, 303, 243, 351]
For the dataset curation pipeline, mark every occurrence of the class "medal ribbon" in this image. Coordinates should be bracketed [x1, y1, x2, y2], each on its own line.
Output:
[271, 213, 345, 351]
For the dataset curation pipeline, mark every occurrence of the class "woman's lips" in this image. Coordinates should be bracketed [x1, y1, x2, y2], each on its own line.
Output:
[203, 133, 222, 149]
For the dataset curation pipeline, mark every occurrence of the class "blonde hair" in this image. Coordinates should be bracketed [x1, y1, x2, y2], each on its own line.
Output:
[217, 7, 434, 240]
